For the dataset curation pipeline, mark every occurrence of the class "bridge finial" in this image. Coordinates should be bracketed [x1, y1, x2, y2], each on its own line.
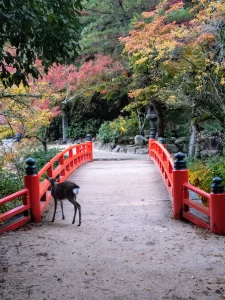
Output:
[86, 134, 92, 141]
[25, 157, 38, 175]
[174, 152, 186, 170]
[211, 177, 224, 194]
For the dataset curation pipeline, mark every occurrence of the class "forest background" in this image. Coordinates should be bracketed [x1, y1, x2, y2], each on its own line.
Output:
[1, 0, 225, 201]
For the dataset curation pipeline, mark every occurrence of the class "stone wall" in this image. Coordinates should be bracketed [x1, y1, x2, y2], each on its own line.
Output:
[94, 141, 148, 155]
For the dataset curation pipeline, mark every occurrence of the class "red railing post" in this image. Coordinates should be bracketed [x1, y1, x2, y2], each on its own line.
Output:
[172, 152, 188, 219]
[24, 157, 41, 222]
[210, 177, 225, 235]
[86, 134, 93, 162]
[148, 138, 155, 158]
[59, 153, 66, 177]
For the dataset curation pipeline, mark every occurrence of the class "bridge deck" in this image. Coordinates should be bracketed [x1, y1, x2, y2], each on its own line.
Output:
[1, 149, 225, 300]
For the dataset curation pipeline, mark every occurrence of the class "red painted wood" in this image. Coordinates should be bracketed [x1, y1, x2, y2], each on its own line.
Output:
[183, 183, 210, 200]
[183, 198, 210, 216]
[182, 211, 210, 229]
[0, 216, 31, 233]
[0, 204, 30, 222]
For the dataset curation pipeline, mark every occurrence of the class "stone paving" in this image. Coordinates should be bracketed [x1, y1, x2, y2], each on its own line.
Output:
[1, 148, 225, 300]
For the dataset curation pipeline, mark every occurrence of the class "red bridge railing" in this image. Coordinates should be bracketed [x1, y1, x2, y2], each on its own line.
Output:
[0, 141, 93, 233]
[149, 139, 225, 235]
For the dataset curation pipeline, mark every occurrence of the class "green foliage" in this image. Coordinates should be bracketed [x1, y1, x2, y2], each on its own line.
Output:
[0, 147, 60, 213]
[81, 0, 160, 56]
[188, 156, 225, 206]
[66, 118, 102, 140]
[97, 115, 139, 143]
[167, 8, 193, 24]
[0, 167, 23, 199]
[0, 0, 83, 87]
[27, 148, 60, 172]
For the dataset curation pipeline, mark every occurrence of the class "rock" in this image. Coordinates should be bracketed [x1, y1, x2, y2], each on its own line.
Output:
[119, 147, 127, 153]
[175, 137, 187, 145]
[112, 145, 120, 152]
[134, 135, 148, 145]
[105, 143, 113, 151]
[200, 150, 218, 159]
[182, 143, 188, 153]
[136, 148, 148, 154]
[127, 147, 136, 154]
[94, 141, 103, 149]
[165, 144, 178, 154]
[167, 137, 176, 143]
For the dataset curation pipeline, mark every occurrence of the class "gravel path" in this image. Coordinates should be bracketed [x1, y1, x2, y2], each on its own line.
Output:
[1, 148, 225, 300]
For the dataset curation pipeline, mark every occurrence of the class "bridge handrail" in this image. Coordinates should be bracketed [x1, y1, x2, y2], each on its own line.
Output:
[0, 141, 93, 233]
[0, 189, 31, 233]
[149, 139, 225, 235]
[149, 139, 174, 197]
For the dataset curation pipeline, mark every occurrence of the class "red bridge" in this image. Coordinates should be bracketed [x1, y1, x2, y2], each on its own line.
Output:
[1, 139, 225, 235]
[1, 140, 225, 299]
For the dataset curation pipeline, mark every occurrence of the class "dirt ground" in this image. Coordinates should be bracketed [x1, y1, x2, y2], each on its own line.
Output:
[1, 148, 225, 300]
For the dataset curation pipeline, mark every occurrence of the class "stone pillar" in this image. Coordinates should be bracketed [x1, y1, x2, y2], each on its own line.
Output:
[146, 106, 157, 139]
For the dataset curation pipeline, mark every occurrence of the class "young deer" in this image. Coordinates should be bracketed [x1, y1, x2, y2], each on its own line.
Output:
[46, 175, 81, 226]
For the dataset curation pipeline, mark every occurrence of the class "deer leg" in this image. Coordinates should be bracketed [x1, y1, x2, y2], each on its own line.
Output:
[68, 197, 78, 225]
[52, 198, 58, 222]
[73, 205, 77, 225]
[76, 202, 82, 226]
[60, 200, 65, 219]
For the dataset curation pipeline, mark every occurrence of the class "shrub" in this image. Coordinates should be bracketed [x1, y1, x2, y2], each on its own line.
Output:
[188, 156, 225, 206]
[167, 8, 193, 24]
[0, 146, 61, 213]
[97, 115, 139, 143]
[66, 118, 101, 140]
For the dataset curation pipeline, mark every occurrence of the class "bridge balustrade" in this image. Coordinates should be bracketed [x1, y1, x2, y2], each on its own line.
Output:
[149, 139, 225, 235]
[0, 141, 93, 233]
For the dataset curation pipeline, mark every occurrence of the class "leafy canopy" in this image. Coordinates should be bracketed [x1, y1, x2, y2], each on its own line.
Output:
[0, 0, 83, 87]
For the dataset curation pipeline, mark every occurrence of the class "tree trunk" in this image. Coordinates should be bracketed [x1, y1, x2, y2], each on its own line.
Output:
[62, 111, 68, 142]
[42, 140, 47, 152]
[188, 121, 198, 157]
[151, 99, 164, 137]
[189, 114, 212, 157]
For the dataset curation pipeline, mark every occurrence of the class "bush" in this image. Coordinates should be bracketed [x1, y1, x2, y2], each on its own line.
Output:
[0, 147, 61, 213]
[97, 115, 139, 143]
[66, 118, 101, 140]
[188, 156, 225, 206]
[167, 8, 193, 24]
[26, 148, 60, 171]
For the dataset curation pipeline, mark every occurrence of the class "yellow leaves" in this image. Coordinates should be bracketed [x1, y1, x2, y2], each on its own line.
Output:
[194, 33, 216, 48]
[166, 2, 184, 14]
[142, 11, 155, 19]
[192, 0, 225, 23]
[220, 78, 225, 85]
[168, 95, 176, 104]
[135, 57, 148, 65]
[128, 89, 144, 98]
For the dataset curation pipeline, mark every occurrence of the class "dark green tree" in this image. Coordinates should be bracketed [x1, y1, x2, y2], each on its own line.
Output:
[80, 0, 160, 57]
[0, 0, 83, 87]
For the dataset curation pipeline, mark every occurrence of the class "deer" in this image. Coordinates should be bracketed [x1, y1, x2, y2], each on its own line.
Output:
[46, 175, 81, 226]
